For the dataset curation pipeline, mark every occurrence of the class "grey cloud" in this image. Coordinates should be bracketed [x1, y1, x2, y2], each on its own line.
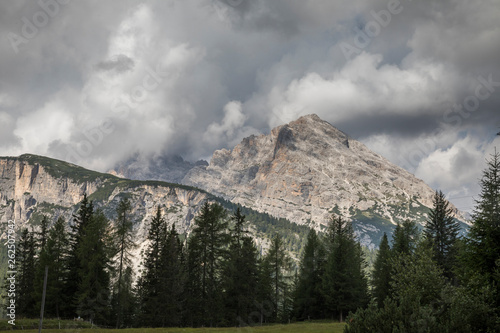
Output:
[0, 0, 499, 212]
[95, 55, 135, 73]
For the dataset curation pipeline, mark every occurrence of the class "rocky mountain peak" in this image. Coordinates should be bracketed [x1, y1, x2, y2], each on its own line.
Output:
[274, 114, 350, 153]
[183, 114, 467, 248]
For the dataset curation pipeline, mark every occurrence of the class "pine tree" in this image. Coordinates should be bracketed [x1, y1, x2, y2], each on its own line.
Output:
[223, 208, 259, 326]
[119, 266, 136, 328]
[265, 234, 292, 323]
[255, 256, 274, 325]
[16, 228, 37, 317]
[75, 210, 112, 325]
[371, 233, 392, 307]
[64, 193, 94, 317]
[294, 228, 326, 320]
[466, 150, 500, 299]
[34, 217, 69, 318]
[137, 206, 166, 326]
[391, 219, 419, 255]
[111, 197, 136, 328]
[158, 223, 185, 327]
[37, 215, 50, 251]
[322, 215, 368, 322]
[390, 240, 446, 308]
[424, 190, 460, 279]
[185, 202, 230, 327]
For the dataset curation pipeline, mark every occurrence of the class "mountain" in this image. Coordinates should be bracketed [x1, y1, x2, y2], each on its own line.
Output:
[0, 154, 310, 273]
[181, 114, 466, 248]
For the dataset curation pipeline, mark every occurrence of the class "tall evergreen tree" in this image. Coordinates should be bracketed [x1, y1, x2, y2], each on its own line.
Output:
[424, 190, 460, 279]
[64, 193, 94, 317]
[137, 206, 167, 326]
[34, 217, 69, 318]
[37, 215, 50, 251]
[391, 219, 419, 256]
[322, 215, 368, 322]
[371, 233, 392, 307]
[294, 228, 326, 320]
[118, 266, 136, 328]
[265, 234, 292, 323]
[111, 197, 136, 328]
[185, 202, 230, 327]
[158, 223, 185, 327]
[466, 150, 500, 299]
[16, 228, 37, 317]
[255, 256, 274, 325]
[223, 208, 259, 326]
[75, 210, 112, 325]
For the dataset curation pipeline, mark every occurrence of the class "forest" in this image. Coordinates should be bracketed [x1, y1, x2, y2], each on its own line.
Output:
[4, 152, 500, 332]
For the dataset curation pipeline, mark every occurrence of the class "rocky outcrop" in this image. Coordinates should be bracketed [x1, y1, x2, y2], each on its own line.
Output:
[0, 157, 208, 233]
[0, 155, 215, 271]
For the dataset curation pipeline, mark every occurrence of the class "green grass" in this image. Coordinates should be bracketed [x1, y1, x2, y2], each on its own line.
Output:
[0, 318, 93, 330]
[0, 321, 345, 332]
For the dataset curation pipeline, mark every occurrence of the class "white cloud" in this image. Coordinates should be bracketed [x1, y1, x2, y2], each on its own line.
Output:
[0, 0, 499, 209]
[203, 101, 258, 149]
[265, 52, 457, 127]
[414, 136, 500, 212]
[14, 99, 74, 154]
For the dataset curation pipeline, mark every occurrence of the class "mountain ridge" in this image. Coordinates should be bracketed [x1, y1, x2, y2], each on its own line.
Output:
[0, 154, 310, 271]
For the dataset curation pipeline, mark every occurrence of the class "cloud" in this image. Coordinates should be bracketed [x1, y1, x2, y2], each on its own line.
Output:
[263, 52, 457, 128]
[14, 98, 74, 154]
[0, 0, 499, 212]
[95, 54, 135, 73]
[414, 136, 500, 212]
[203, 101, 258, 149]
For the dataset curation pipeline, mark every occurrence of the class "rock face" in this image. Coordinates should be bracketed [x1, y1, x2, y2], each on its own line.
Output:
[0, 156, 207, 233]
[0, 155, 212, 271]
[183, 114, 466, 247]
[0, 154, 309, 270]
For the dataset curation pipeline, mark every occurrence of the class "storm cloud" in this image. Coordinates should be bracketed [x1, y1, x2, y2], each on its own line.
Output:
[1, 0, 499, 212]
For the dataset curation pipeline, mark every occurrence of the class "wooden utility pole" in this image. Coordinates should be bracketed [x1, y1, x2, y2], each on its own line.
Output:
[38, 266, 48, 333]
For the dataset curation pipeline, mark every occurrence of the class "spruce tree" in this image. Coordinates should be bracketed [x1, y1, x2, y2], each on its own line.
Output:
[371, 233, 392, 307]
[34, 217, 69, 318]
[64, 194, 94, 317]
[466, 150, 500, 299]
[294, 228, 326, 320]
[322, 215, 368, 322]
[76, 210, 112, 325]
[223, 208, 259, 325]
[158, 223, 185, 327]
[185, 202, 230, 327]
[265, 234, 292, 323]
[16, 228, 37, 317]
[137, 206, 166, 326]
[392, 219, 419, 255]
[255, 256, 274, 325]
[119, 266, 136, 328]
[424, 190, 460, 279]
[111, 197, 136, 328]
[38, 215, 49, 251]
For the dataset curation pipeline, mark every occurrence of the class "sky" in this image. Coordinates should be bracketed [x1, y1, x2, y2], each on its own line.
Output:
[1, 0, 499, 213]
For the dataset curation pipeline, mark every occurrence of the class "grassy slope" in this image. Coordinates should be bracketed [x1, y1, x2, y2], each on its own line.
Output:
[0, 320, 345, 333]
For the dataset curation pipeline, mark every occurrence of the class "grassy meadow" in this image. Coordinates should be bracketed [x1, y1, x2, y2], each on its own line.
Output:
[0, 320, 345, 333]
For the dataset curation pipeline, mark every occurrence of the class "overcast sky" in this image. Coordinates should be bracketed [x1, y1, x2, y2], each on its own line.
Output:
[1, 0, 499, 213]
